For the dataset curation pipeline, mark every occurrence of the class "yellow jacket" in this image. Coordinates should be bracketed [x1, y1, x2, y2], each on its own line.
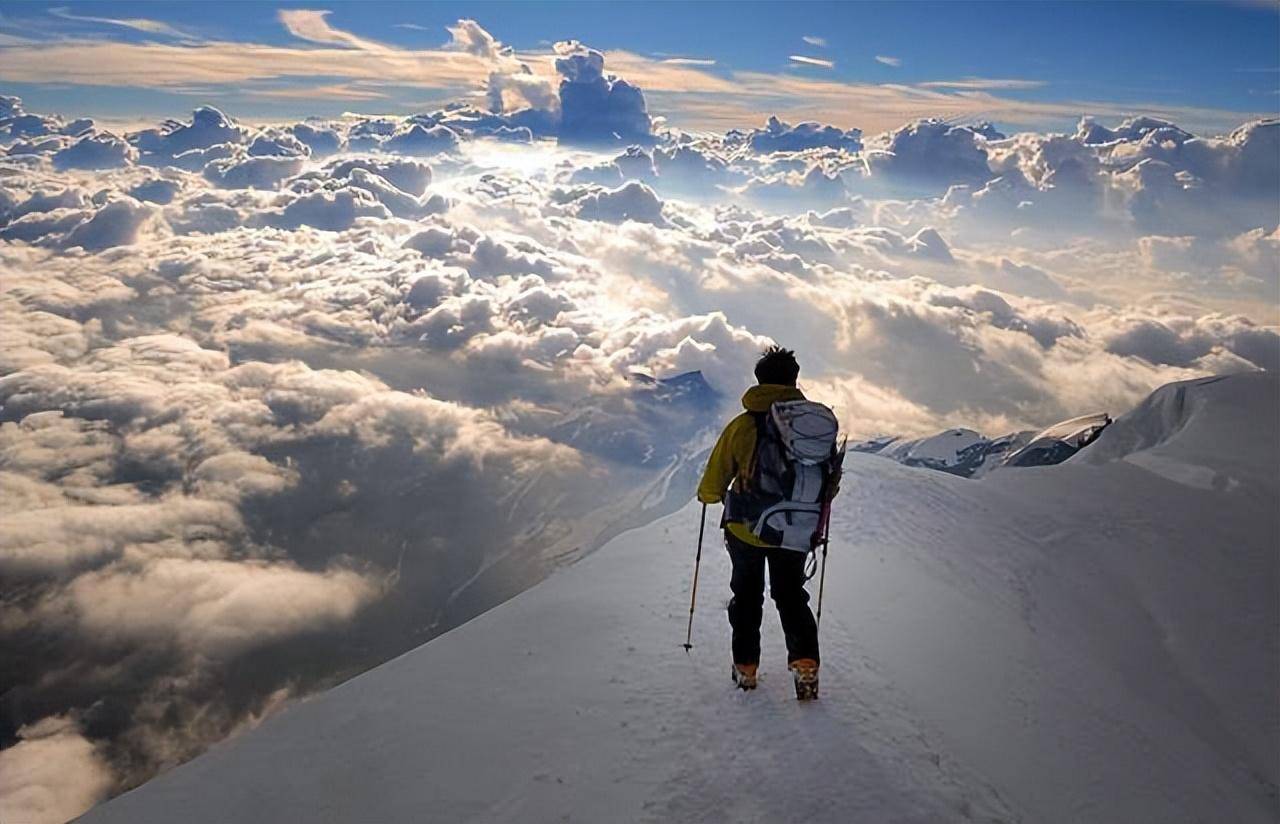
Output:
[697, 384, 806, 547]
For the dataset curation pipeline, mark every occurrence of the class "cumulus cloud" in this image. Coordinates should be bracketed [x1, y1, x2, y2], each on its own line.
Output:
[554, 40, 654, 144]
[0, 491, 242, 577]
[204, 154, 306, 189]
[567, 181, 668, 225]
[329, 157, 433, 195]
[129, 177, 182, 204]
[131, 106, 248, 165]
[50, 557, 378, 657]
[52, 133, 136, 171]
[1100, 312, 1279, 371]
[744, 116, 863, 153]
[0, 716, 114, 824]
[62, 198, 155, 252]
[863, 119, 994, 192]
[804, 372, 935, 438]
[933, 116, 1280, 242]
[290, 122, 345, 157]
[432, 18, 562, 120]
[384, 123, 460, 155]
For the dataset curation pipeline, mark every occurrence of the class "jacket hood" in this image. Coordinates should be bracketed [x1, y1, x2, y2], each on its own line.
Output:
[741, 383, 805, 412]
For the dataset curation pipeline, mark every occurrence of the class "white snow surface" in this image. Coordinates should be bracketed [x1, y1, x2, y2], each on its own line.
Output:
[81, 373, 1279, 824]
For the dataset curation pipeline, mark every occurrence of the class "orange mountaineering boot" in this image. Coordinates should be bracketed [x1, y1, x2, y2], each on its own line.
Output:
[731, 662, 758, 690]
[789, 658, 819, 700]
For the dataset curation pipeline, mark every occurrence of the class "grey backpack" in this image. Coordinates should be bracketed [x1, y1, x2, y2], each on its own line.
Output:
[726, 399, 843, 551]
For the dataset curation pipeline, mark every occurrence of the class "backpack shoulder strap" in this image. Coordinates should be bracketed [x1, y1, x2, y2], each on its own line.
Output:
[744, 408, 768, 483]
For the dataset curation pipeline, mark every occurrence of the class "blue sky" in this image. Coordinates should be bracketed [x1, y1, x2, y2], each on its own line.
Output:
[1, 1, 1277, 134]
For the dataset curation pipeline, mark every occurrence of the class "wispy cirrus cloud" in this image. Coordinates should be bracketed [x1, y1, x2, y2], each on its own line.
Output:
[920, 77, 1046, 90]
[48, 5, 191, 39]
[661, 57, 717, 66]
[639, 68, 1270, 135]
[247, 82, 392, 101]
[876, 55, 902, 67]
[277, 8, 391, 51]
[802, 35, 827, 47]
[0, 39, 493, 95]
[789, 55, 835, 69]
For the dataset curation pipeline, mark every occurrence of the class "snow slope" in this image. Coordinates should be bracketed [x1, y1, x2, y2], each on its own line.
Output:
[80, 373, 1278, 824]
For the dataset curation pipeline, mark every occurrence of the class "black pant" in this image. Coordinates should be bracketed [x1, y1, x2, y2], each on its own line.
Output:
[726, 532, 819, 666]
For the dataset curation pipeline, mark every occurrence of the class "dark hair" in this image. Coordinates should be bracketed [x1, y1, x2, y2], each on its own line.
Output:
[754, 345, 799, 386]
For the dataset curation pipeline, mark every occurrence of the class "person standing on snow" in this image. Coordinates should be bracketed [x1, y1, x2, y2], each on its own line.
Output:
[696, 346, 842, 700]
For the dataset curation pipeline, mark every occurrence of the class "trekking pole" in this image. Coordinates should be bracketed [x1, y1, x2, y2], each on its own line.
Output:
[682, 503, 708, 652]
[815, 535, 830, 628]
[815, 438, 845, 630]
[815, 505, 832, 628]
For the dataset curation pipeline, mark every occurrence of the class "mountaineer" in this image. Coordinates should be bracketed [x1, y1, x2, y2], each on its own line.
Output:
[695, 346, 843, 700]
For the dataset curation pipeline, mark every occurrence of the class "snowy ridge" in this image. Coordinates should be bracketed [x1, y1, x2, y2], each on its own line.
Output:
[77, 373, 1280, 823]
[1077, 374, 1277, 491]
[852, 411, 1110, 479]
[857, 426, 1021, 478]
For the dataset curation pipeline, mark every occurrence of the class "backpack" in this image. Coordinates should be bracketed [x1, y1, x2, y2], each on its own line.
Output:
[726, 399, 845, 552]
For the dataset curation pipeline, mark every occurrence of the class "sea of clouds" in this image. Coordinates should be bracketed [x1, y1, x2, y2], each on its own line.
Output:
[1, 19, 1277, 824]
